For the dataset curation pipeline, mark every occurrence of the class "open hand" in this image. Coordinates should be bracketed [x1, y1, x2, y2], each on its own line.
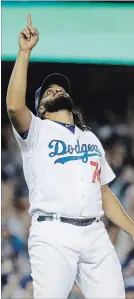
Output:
[19, 13, 39, 51]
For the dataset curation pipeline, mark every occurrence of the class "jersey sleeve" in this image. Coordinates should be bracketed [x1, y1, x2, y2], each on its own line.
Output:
[100, 147, 116, 186]
[12, 112, 41, 152]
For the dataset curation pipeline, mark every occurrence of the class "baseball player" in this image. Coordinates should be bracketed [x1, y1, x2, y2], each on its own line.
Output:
[6, 14, 134, 299]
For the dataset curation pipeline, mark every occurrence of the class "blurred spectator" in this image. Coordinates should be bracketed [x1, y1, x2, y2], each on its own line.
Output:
[1, 221, 25, 259]
[122, 249, 134, 297]
[2, 274, 24, 299]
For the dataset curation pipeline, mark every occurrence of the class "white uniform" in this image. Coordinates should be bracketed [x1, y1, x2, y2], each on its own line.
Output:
[13, 112, 125, 299]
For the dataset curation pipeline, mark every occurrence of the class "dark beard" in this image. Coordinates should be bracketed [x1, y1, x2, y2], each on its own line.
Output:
[43, 95, 74, 114]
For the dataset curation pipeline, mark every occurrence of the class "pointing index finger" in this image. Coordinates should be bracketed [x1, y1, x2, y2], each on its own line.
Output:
[27, 13, 32, 26]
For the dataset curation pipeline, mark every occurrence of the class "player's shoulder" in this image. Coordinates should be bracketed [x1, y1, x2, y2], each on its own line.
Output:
[33, 113, 42, 123]
[83, 129, 104, 152]
[83, 129, 102, 143]
[33, 116, 54, 134]
[33, 114, 49, 127]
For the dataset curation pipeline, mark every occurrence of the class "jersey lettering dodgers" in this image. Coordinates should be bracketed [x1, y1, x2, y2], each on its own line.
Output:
[13, 112, 115, 217]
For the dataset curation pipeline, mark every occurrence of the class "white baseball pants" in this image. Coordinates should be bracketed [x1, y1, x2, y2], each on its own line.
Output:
[28, 218, 125, 299]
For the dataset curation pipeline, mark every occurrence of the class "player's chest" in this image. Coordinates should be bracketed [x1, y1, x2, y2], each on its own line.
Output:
[35, 126, 102, 169]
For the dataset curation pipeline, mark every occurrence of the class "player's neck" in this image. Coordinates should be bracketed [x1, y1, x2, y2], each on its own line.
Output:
[45, 111, 74, 125]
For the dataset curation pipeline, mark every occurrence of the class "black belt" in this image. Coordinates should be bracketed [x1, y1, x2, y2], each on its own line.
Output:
[37, 215, 99, 226]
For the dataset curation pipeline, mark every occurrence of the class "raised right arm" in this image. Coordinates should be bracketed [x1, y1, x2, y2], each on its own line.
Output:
[6, 50, 32, 133]
[6, 14, 39, 133]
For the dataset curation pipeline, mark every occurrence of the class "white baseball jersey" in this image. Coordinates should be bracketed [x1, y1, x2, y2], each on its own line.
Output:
[12, 112, 115, 217]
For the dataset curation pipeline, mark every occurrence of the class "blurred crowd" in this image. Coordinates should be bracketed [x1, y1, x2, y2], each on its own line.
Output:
[1, 105, 134, 299]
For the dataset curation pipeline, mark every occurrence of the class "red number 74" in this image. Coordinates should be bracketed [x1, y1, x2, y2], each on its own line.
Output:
[90, 161, 101, 183]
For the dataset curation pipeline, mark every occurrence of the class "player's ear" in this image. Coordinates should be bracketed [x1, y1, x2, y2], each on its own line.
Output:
[38, 104, 46, 116]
